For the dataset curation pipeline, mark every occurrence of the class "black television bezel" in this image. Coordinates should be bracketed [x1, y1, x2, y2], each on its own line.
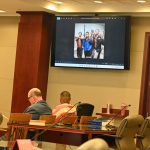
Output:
[51, 15, 131, 70]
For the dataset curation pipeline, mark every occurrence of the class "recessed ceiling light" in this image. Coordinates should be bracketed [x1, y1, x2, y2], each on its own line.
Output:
[137, 0, 146, 3]
[94, 1, 103, 4]
[0, 10, 5, 13]
[45, 4, 57, 11]
[53, 1, 63, 4]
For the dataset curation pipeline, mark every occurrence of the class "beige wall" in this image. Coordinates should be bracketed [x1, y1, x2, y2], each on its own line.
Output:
[0, 16, 150, 127]
[0, 16, 19, 127]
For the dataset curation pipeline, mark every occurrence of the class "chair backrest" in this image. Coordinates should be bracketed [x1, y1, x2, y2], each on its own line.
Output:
[39, 115, 56, 124]
[59, 116, 78, 125]
[137, 116, 150, 150]
[8, 113, 32, 141]
[115, 115, 144, 150]
[76, 103, 94, 117]
[80, 116, 97, 124]
[77, 138, 110, 150]
[9, 113, 32, 124]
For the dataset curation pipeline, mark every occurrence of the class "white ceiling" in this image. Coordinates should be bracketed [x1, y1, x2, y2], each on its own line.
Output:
[0, 0, 150, 16]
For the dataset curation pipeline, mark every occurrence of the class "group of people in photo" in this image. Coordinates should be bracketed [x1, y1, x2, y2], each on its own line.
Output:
[75, 29, 104, 59]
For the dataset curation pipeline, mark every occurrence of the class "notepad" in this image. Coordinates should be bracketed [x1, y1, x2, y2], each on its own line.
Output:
[29, 120, 46, 126]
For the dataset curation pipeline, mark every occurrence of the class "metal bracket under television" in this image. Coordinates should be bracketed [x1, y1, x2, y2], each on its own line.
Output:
[51, 15, 131, 70]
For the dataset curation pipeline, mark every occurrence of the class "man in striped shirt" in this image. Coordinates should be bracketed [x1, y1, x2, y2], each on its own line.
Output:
[52, 91, 76, 122]
[52, 91, 76, 150]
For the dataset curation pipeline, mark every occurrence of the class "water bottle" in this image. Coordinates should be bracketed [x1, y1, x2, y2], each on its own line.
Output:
[106, 103, 111, 114]
[121, 103, 126, 116]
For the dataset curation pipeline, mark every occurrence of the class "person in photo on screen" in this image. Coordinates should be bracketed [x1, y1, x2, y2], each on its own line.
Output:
[75, 32, 83, 58]
[52, 91, 76, 150]
[82, 32, 93, 58]
[24, 88, 52, 120]
[94, 29, 104, 59]
[89, 29, 96, 58]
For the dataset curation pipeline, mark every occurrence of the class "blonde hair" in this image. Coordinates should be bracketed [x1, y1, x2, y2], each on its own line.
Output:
[28, 88, 42, 98]
[60, 91, 71, 103]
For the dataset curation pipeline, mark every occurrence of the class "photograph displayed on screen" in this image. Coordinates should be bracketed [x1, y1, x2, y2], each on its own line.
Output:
[51, 16, 130, 70]
[74, 23, 105, 59]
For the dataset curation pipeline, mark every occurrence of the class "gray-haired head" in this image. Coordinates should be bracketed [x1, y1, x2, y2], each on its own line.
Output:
[28, 88, 43, 105]
[28, 88, 42, 98]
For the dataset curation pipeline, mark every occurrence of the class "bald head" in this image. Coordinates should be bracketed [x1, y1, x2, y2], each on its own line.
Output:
[28, 88, 42, 98]
[28, 88, 42, 104]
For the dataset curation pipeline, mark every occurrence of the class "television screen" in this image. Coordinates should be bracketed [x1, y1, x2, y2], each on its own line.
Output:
[51, 16, 130, 70]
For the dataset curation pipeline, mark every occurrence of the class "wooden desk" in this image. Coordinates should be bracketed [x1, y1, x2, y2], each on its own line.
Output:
[7, 124, 115, 146]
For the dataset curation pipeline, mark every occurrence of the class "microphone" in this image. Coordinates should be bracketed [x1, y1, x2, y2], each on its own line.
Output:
[105, 104, 131, 130]
[32, 101, 81, 140]
[0, 112, 9, 120]
[2, 114, 9, 120]
[58, 101, 81, 122]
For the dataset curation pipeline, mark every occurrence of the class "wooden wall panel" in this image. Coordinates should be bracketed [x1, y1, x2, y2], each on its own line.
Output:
[139, 32, 150, 117]
[11, 12, 55, 113]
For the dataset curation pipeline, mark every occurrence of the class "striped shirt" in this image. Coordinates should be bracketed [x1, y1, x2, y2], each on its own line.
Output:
[52, 103, 76, 122]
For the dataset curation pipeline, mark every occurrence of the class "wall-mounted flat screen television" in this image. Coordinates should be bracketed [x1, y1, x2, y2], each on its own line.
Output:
[51, 16, 130, 70]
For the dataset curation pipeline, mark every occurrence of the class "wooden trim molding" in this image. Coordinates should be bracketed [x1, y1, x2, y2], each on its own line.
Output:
[139, 32, 150, 117]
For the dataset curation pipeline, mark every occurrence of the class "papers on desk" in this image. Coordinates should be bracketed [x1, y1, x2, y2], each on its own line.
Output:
[29, 120, 46, 126]
[101, 119, 118, 131]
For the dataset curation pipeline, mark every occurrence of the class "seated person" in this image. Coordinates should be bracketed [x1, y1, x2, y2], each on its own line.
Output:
[52, 91, 76, 150]
[24, 88, 52, 139]
[52, 91, 76, 122]
[1, 88, 52, 141]
[24, 88, 52, 120]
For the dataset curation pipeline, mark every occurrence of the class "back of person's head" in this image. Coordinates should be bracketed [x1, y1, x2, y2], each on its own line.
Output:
[77, 138, 109, 150]
[28, 88, 42, 98]
[60, 91, 71, 104]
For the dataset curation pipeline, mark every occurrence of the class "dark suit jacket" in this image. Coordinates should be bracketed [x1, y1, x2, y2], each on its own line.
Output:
[24, 100, 52, 120]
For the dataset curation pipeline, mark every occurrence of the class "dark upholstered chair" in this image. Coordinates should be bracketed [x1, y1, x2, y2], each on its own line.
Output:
[76, 103, 94, 117]
[76, 103, 94, 123]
